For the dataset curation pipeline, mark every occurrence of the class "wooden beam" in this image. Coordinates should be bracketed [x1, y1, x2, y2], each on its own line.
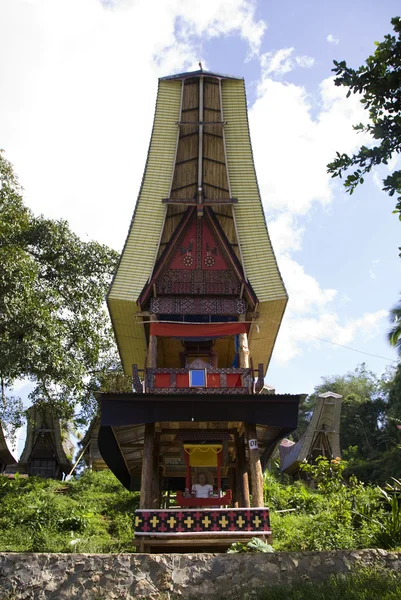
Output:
[146, 315, 158, 369]
[235, 432, 250, 508]
[140, 423, 156, 509]
[245, 423, 264, 508]
[162, 197, 237, 205]
[238, 314, 250, 369]
[151, 432, 160, 509]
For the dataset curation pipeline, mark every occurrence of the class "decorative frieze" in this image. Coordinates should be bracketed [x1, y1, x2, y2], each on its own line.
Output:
[134, 507, 270, 536]
[150, 296, 246, 315]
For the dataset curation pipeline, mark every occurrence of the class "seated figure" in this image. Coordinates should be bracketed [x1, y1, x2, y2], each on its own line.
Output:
[191, 472, 213, 498]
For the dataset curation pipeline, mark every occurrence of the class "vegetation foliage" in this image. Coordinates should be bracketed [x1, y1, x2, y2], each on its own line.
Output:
[253, 569, 401, 600]
[0, 470, 139, 553]
[0, 151, 120, 430]
[327, 17, 401, 221]
[1, 454, 401, 555]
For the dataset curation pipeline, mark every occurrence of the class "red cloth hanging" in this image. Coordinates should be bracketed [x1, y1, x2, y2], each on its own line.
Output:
[150, 322, 248, 338]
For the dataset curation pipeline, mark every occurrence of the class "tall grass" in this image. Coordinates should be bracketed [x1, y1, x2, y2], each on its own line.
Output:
[254, 569, 401, 600]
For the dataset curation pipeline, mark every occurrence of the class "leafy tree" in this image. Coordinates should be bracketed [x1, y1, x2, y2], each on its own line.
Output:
[388, 297, 401, 354]
[0, 151, 119, 427]
[327, 17, 401, 222]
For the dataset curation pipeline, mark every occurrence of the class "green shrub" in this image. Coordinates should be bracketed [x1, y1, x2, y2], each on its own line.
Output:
[0, 471, 139, 553]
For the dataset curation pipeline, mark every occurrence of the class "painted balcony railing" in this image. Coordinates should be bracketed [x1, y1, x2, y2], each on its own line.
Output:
[131, 363, 265, 395]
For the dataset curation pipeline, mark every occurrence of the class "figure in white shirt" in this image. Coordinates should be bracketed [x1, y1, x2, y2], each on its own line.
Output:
[191, 472, 213, 498]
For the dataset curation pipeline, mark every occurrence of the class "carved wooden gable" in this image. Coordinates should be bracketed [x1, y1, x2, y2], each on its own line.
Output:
[140, 207, 254, 315]
[157, 211, 240, 297]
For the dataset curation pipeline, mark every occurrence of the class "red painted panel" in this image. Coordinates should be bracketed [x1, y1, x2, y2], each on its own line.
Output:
[176, 373, 190, 388]
[207, 373, 221, 388]
[155, 373, 170, 388]
[169, 221, 197, 270]
[227, 374, 242, 387]
[201, 219, 227, 270]
[150, 322, 248, 337]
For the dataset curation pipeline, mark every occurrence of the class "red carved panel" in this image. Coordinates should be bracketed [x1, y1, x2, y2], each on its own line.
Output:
[227, 374, 242, 388]
[201, 219, 226, 270]
[207, 373, 221, 388]
[155, 373, 170, 388]
[155, 211, 241, 296]
[169, 220, 197, 270]
[176, 373, 190, 388]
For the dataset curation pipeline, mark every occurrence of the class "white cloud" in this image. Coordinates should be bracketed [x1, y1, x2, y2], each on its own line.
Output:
[250, 75, 368, 216]
[249, 61, 386, 365]
[260, 47, 295, 75]
[369, 269, 377, 280]
[327, 33, 339, 44]
[295, 55, 315, 69]
[272, 309, 388, 364]
[0, 0, 266, 251]
[260, 48, 315, 76]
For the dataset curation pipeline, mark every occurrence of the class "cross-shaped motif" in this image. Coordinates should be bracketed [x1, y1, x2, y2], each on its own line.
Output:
[167, 516, 177, 528]
[134, 516, 142, 527]
[236, 516, 245, 527]
[253, 516, 262, 528]
[150, 516, 159, 528]
[202, 515, 211, 527]
[184, 516, 194, 528]
[219, 515, 229, 528]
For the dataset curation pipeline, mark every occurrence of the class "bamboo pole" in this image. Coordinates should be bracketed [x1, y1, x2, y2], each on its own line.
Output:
[238, 314, 250, 369]
[245, 423, 264, 508]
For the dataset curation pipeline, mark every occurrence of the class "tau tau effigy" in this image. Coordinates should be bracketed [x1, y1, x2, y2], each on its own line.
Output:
[97, 69, 303, 552]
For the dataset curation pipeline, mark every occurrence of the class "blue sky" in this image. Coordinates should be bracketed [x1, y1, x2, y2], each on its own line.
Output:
[1, 0, 400, 449]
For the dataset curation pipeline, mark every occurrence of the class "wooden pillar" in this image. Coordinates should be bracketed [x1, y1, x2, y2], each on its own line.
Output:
[235, 431, 250, 508]
[245, 423, 264, 507]
[150, 432, 160, 509]
[228, 468, 238, 508]
[140, 423, 156, 509]
[238, 314, 250, 368]
[147, 314, 158, 368]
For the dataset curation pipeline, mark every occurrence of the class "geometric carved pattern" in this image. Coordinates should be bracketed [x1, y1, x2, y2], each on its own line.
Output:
[132, 364, 144, 394]
[156, 269, 240, 296]
[150, 296, 246, 315]
[149, 387, 250, 395]
[134, 508, 271, 536]
[255, 363, 265, 394]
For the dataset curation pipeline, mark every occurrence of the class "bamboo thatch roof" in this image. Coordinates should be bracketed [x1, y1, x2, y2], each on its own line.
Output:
[108, 70, 287, 375]
[19, 406, 72, 478]
[0, 423, 17, 472]
[279, 392, 342, 474]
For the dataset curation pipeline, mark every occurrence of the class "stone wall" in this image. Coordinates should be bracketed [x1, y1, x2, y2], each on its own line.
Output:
[1, 549, 401, 599]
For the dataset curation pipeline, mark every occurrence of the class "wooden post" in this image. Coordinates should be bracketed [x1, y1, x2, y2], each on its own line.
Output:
[147, 314, 158, 368]
[150, 432, 160, 509]
[140, 423, 155, 509]
[228, 468, 238, 508]
[235, 431, 250, 508]
[238, 314, 250, 369]
[245, 423, 264, 507]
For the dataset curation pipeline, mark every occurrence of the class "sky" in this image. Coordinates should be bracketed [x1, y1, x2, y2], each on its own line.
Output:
[1, 0, 401, 429]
